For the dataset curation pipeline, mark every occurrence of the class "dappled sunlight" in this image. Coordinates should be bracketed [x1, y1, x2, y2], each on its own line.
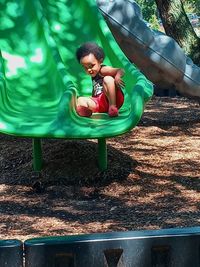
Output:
[0, 177, 199, 240]
[2, 51, 27, 77]
[1, 96, 200, 239]
[0, 122, 7, 130]
[30, 48, 44, 63]
[140, 97, 200, 130]
[0, 0, 199, 241]
[0, 0, 152, 139]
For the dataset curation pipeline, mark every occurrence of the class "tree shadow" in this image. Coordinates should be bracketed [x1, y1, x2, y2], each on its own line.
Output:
[0, 167, 199, 239]
[139, 97, 200, 130]
[41, 139, 135, 187]
[0, 97, 200, 239]
[0, 135, 135, 187]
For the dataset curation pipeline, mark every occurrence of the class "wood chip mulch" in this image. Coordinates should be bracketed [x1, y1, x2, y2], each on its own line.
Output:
[0, 96, 200, 241]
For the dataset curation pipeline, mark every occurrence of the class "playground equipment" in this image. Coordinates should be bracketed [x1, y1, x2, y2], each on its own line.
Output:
[97, 0, 200, 98]
[0, 0, 153, 172]
[24, 227, 200, 266]
[0, 240, 23, 267]
[0, 227, 200, 266]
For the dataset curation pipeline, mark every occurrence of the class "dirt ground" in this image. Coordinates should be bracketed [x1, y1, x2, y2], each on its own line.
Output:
[0, 96, 200, 241]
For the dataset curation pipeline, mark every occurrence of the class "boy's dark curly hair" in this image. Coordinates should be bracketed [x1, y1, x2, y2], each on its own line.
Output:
[76, 42, 105, 62]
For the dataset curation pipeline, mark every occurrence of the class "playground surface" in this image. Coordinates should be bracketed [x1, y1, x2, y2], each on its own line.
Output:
[0, 96, 200, 241]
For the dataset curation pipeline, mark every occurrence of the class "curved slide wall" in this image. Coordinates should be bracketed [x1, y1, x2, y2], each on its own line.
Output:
[97, 0, 200, 97]
[0, 0, 153, 138]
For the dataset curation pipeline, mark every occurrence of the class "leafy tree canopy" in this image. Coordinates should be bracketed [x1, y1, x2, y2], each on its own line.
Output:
[136, 0, 200, 21]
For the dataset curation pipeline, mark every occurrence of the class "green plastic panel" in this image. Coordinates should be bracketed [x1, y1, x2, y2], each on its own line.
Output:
[0, 0, 153, 139]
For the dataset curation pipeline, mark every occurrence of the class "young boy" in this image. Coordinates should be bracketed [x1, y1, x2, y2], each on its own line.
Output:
[76, 42, 125, 117]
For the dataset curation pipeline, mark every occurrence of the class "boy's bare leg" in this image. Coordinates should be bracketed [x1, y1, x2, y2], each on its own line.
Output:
[103, 76, 118, 117]
[103, 76, 116, 106]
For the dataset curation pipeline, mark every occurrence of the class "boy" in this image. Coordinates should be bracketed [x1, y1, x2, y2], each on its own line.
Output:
[76, 42, 124, 117]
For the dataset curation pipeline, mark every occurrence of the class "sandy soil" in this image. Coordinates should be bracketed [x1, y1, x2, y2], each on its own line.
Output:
[0, 96, 200, 241]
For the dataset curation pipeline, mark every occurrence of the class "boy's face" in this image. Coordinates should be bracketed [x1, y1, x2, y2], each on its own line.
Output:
[80, 53, 102, 77]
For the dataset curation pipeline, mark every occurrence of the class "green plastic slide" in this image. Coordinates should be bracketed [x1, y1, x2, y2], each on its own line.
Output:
[0, 0, 153, 171]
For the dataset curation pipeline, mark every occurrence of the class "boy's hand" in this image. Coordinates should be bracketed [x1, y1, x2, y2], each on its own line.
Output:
[115, 76, 125, 88]
[115, 69, 125, 88]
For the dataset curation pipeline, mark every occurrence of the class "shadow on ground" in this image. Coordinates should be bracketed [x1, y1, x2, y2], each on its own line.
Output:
[0, 97, 199, 240]
[0, 137, 134, 187]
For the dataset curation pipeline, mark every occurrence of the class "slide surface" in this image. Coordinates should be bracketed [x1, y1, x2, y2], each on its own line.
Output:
[97, 0, 200, 97]
[0, 0, 153, 139]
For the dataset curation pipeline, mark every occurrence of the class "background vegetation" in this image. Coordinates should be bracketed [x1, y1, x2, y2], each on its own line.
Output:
[136, 0, 200, 24]
[135, 0, 200, 65]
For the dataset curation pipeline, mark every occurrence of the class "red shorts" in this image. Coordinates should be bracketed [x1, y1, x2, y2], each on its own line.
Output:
[91, 88, 124, 113]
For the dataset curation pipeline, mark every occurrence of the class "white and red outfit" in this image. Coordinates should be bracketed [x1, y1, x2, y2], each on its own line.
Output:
[91, 68, 124, 113]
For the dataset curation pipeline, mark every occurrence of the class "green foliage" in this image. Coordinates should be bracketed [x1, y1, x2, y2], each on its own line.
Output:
[185, 0, 200, 15]
[149, 14, 160, 30]
[183, 0, 199, 13]
[136, 0, 200, 34]
[136, 0, 200, 19]
[135, 0, 157, 21]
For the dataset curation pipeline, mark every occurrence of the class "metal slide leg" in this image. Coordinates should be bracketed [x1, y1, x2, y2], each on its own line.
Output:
[98, 138, 107, 171]
[32, 138, 43, 172]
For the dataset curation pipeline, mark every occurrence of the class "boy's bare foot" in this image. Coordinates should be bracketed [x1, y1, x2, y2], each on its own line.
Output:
[108, 105, 119, 117]
[76, 106, 92, 117]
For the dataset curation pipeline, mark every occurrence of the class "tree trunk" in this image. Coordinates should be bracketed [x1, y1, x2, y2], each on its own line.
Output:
[155, 0, 200, 66]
